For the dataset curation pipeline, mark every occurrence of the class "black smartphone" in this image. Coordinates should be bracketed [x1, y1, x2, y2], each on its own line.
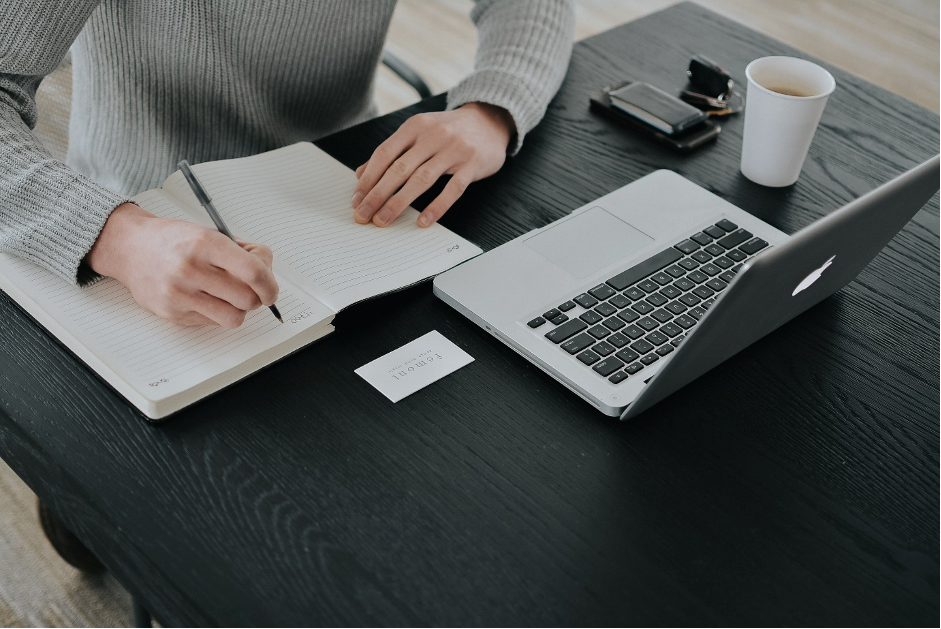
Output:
[589, 80, 720, 152]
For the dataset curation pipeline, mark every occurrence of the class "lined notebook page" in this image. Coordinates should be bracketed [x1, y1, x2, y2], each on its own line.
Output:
[0, 188, 332, 405]
[161, 142, 482, 312]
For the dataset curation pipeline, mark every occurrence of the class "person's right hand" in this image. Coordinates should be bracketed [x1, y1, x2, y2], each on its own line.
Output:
[86, 202, 279, 328]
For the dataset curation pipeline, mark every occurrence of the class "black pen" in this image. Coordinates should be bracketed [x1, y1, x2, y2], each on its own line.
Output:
[177, 160, 283, 323]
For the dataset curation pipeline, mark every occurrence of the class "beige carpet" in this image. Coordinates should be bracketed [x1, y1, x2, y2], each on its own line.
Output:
[2, 1, 937, 627]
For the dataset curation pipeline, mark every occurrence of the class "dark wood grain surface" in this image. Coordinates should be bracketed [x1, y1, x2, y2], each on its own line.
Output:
[1, 4, 937, 625]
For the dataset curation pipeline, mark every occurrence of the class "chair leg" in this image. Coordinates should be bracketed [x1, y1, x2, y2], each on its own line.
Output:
[132, 596, 152, 628]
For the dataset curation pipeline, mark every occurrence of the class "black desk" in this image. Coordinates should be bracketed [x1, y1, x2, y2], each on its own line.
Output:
[1, 4, 937, 625]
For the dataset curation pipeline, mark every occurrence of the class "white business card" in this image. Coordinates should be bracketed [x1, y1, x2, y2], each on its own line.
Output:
[354, 330, 474, 402]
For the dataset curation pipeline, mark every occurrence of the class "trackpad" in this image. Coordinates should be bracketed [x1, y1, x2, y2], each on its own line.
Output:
[523, 207, 653, 278]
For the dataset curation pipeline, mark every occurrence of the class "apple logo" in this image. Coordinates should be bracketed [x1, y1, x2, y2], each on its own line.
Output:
[792, 255, 835, 296]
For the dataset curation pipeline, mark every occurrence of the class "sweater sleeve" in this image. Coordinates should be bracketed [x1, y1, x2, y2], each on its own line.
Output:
[446, 0, 575, 155]
[0, 0, 129, 284]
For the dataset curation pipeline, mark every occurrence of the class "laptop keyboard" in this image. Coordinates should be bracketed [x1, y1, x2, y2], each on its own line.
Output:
[527, 219, 769, 385]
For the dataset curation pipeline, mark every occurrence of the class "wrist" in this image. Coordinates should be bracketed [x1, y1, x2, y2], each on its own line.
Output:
[460, 102, 516, 150]
[86, 202, 155, 280]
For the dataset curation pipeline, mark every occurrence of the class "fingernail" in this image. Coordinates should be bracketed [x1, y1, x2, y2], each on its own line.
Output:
[418, 214, 431, 227]
[350, 192, 363, 208]
[354, 203, 371, 223]
[375, 208, 392, 226]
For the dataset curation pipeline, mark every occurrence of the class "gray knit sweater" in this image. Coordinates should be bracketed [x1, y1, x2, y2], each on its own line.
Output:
[0, 0, 573, 284]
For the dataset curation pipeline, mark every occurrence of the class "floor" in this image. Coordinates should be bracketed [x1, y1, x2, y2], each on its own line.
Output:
[2, 1, 937, 626]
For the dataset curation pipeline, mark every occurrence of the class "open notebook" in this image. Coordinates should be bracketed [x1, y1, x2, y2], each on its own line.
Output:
[0, 142, 481, 420]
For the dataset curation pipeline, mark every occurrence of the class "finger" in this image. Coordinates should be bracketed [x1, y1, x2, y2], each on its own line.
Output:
[239, 240, 274, 269]
[189, 264, 263, 311]
[355, 163, 366, 178]
[356, 143, 440, 225]
[417, 170, 472, 227]
[174, 311, 218, 327]
[371, 153, 451, 227]
[205, 236, 279, 305]
[351, 123, 418, 212]
[189, 290, 248, 329]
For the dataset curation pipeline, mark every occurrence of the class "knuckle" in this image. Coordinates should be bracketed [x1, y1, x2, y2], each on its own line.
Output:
[389, 159, 411, 177]
[371, 145, 390, 163]
[450, 176, 469, 195]
[413, 166, 436, 186]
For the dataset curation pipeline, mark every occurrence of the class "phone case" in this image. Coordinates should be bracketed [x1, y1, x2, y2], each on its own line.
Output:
[608, 81, 707, 134]
[589, 80, 720, 153]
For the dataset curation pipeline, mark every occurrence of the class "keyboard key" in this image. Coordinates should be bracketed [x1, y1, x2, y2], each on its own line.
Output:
[593, 357, 624, 377]
[558, 300, 576, 312]
[609, 294, 632, 309]
[678, 258, 699, 270]
[705, 244, 725, 257]
[675, 314, 697, 329]
[637, 279, 659, 293]
[625, 362, 644, 374]
[595, 302, 617, 317]
[664, 264, 686, 278]
[545, 319, 587, 343]
[543, 308, 561, 320]
[740, 238, 769, 254]
[704, 225, 725, 239]
[646, 331, 669, 346]
[656, 344, 675, 356]
[592, 340, 615, 356]
[617, 309, 640, 323]
[589, 284, 616, 300]
[580, 310, 602, 325]
[670, 335, 685, 347]
[651, 308, 673, 323]
[528, 317, 546, 328]
[673, 278, 695, 291]
[615, 348, 640, 363]
[706, 278, 727, 292]
[577, 349, 600, 365]
[622, 324, 645, 339]
[588, 325, 611, 339]
[688, 270, 709, 283]
[574, 293, 598, 309]
[700, 263, 721, 276]
[607, 332, 629, 348]
[691, 232, 713, 245]
[675, 239, 700, 254]
[608, 371, 629, 384]
[691, 250, 712, 263]
[636, 316, 659, 331]
[732, 264, 743, 273]
[623, 287, 645, 300]
[549, 313, 569, 325]
[718, 271, 735, 283]
[713, 255, 734, 269]
[679, 293, 701, 306]
[660, 285, 681, 299]
[606, 248, 684, 290]
[726, 249, 747, 262]
[716, 219, 737, 232]
[602, 316, 625, 331]
[703, 298, 716, 309]
[631, 301, 654, 315]
[661, 322, 683, 337]
[630, 339, 655, 354]
[693, 285, 715, 299]
[717, 228, 753, 249]
[666, 300, 687, 315]
[652, 272, 673, 286]
[688, 307, 706, 320]
[646, 293, 668, 307]
[640, 354, 660, 365]
[562, 333, 595, 354]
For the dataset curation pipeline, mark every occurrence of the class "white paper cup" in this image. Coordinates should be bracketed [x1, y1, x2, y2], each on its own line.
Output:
[740, 56, 836, 187]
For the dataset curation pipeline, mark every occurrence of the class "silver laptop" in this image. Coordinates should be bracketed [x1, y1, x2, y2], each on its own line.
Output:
[433, 157, 939, 419]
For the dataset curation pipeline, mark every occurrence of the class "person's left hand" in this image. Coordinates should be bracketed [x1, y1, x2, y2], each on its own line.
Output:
[351, 102, 515, 228]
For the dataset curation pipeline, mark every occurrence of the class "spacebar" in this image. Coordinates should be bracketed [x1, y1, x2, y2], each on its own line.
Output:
[605, 248, 684, 291]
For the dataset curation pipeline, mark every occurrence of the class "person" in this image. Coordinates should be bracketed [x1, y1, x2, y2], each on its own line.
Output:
[0, 0, 574, 328]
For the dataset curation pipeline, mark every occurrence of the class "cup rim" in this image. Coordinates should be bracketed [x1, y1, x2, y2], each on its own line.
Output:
[745, 56, 836, 101]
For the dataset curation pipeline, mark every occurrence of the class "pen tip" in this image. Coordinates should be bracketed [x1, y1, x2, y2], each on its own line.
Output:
[278, 317, 284, 324]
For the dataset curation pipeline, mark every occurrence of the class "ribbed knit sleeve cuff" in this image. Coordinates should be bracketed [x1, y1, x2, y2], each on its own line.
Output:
[446, 69, 534, 156]
[35, 172, 128, 285]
